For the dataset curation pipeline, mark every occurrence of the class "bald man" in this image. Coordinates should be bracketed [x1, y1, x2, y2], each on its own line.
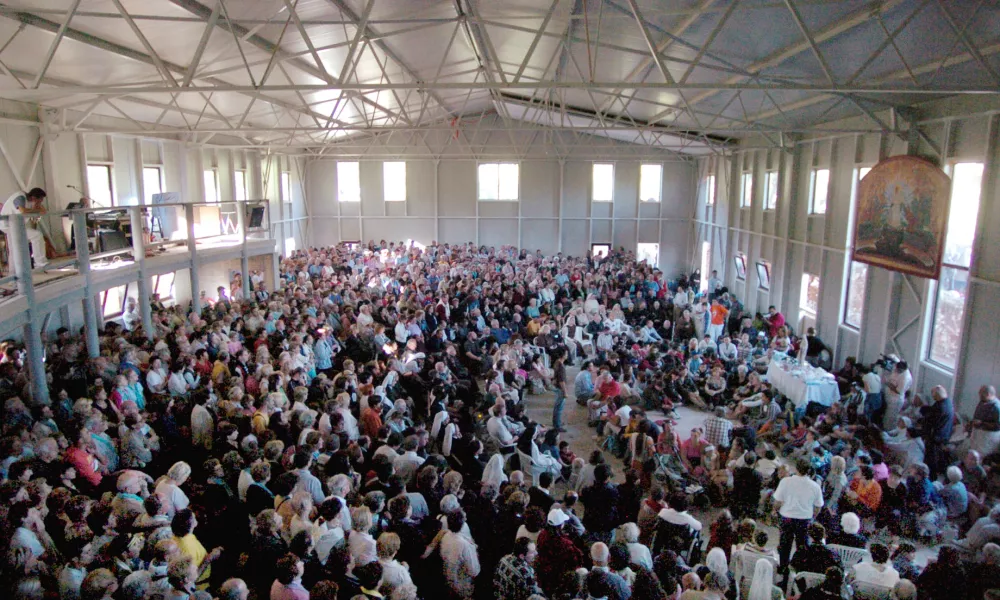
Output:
[968, 386, 1000, 458]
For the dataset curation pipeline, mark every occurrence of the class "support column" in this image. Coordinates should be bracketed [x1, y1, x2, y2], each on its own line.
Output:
[129, 206, 153, 339]
[73, 211, 100, 358]
[186, 204, 201, 314]
[10, 216, 49, 405]
[236, 200, 251, 301]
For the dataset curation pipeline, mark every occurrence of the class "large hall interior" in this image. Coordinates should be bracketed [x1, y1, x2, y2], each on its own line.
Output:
[0, 1, 999, 600]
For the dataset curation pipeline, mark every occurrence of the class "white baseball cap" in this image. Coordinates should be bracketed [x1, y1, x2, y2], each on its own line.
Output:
[547, 508, 569, 527]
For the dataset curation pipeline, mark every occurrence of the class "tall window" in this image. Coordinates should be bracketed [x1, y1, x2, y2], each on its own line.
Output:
[734, 253, 747, 280]
[844, 261, 868, 328]
[700, 242, 712, 292]
[756, 261, 771, 291]
[384, 162, 406, 202]
[741, 172, 753, 208]
[234, 170, 247, 201]
[928, 162, 984, 368]
[478, 163, 519, 200]
[637, 243, 659, 268]
[142, 166, 162, 204]
[592, 163, 614, 202]
[86, 164, 114, 207]
[639, 164, 662, 202]
[706, 174, 716, 206]
[280, 172, 292, 203]
[800, 273, 820, 315]
[203, 170, 219, 203]
[809, 168, 830, 214]
[764, 171, 779, 211]
[337, 161, 361, 202]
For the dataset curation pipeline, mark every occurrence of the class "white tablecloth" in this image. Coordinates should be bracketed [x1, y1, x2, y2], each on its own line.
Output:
[766, 359, 840, 409]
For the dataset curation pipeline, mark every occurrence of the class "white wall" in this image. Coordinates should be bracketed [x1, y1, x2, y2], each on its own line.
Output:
[305, 126, 697, 274]
[695, 96, 1000, 417]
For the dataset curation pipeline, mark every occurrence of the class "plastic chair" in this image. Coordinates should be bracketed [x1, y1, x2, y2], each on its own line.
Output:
[791, 571, 826, 595]
[517, 449, 544, 486]
[852, 581, 893, 600]
[730, 550, 778, 599]
[828, 544, 871, 569]
[573, 326, 594, 356]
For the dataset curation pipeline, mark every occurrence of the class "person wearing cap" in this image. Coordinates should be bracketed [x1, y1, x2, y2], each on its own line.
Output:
[535, 507, 585, 596]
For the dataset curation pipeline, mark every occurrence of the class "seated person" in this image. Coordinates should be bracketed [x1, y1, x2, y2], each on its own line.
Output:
[850, 543, 900, 588]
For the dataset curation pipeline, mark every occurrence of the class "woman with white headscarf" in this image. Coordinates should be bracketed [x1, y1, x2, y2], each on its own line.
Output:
[746, 558, 783, 600]
[431, 411, 460, 457]
[482, 454, 508, 489]
[385, 399, 412, 435]
[336, 392, 359, 440]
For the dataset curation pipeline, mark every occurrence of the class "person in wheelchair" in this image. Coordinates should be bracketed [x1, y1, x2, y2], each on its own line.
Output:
[653, 493, 703, 562]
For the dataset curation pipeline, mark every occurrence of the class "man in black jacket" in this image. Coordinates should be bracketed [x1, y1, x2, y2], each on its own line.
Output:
[580, 463, 619, 544]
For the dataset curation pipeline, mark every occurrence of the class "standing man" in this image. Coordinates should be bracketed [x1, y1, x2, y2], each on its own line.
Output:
[968, 386, 1000, 458]
[764, 305, 785, 339]
[494, 537, 543, 600]
[0, 187, 48, 269]
[883, 360, 913, 431]
[922, 385, 955, 479]
[773, 458, 824, 578]
[706, 270, 722, 299]
[552, 349, 568, 433]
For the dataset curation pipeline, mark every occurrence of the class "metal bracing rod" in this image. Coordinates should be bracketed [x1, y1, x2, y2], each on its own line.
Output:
[625, 0, 674, 85]
[325, 0, 453, 118]
[846, 0, 929, 86]
[110, 0, 178, 86]
[337, 0, 374, 84]
[513, 0, 561, 83]
[283, 0, 331, 83]
[678, 0, 738, 85]
[782, 0, 836, 85]
[464, 0, 509, 85]
[416, 23, 462, 125]
[933, 0, 1000, 86]
[183, 0, 222, 87]
[32, 0, 82, 88]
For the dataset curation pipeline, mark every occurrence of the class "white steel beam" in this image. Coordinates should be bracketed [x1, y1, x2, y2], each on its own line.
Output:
[32, 0, 82, 88]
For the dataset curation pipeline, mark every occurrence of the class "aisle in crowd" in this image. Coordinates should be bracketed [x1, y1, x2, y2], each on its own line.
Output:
[1, 241, 999, 600]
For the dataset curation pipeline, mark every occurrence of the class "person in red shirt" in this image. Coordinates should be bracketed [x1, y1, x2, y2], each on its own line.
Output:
[65, 431, 103, 492]
[765, 305, 785, 339]
[708, 299, 729, 342]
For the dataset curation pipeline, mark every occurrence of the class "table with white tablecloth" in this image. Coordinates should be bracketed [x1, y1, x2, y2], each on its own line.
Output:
[765, 358, 840, 409]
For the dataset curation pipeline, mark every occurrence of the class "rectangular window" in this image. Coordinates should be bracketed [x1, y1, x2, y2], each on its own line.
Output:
[639, 164, 662, 202]
[337, 161, 361, 202]
[285, 237, 296, 258]
[591, 243, 610, 258]
[86, 164, 114, 207]
[844, 261, 868, 328]
[734, 253, 747, 280]
[928, 162, 984, 369]
[700, 242, 712, 292]
[706, 174, 716, 206]
[234, 170, 247, 202]
[142, 166, 162, 205]
[764, 171, 779, 211]
[809, 168, 830, 214]
[592, 163, 614, 202]
[756, 261, 771, 291]
[154, 272, 175, 300]
[637, 243, 659, 268]
[800, 273, 820, 315]
[383, 161, 406, 202]
[280, 172, 292, 203]
[477, 162, 519, 201]
[741, 172, 753, 208]
[203, 169, 219, 203]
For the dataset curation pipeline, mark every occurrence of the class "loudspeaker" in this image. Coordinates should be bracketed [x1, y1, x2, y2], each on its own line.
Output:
[98, 230, 129, 253]
[248, 206, 265, 228]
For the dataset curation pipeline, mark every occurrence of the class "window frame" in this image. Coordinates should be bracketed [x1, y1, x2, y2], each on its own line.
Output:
[337, 161, 361, 203]
[142, 165, 163, 205]
[383, 161, 407, 202]
[706, 174, 716, 206]
[800, 272, 820, 316]
[756, 260, 771, 291]
[842, 261, 868, 329]
[86, 163, 115, 207]
[741, 172, 753, 208]
[764, 170, 779, 211]
[926, 161, 985, 370]
[639, 163, 662, 203]
[203, 169, 220, 204]
[280, 171, 292, 203]
[592, 162, 615, 202]
[734, 253, 747, 281]
[477, 162, 520, 201]
[234, 169, 248, 202]
[808, 168, 831, 215]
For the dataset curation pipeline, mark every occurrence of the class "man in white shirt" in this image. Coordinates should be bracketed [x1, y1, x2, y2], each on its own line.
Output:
[656, 496, 703, 532]
[851, 543, 900, 588]
[717, 336, 738, 363]
[486, 403, 519, 453]
[392, 437, 425, 485]
[314, 497, 346, 565]
[639, 320, 664, 343]
[0, 188, 48, 269]
[883, 360, 912, 431]
[123, 298, 141, 332]
[440, 512, 480, 598]
[772, 458, 824, 576]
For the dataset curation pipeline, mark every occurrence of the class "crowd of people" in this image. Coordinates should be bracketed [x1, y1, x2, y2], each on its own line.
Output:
[1, 241, 1000, 600]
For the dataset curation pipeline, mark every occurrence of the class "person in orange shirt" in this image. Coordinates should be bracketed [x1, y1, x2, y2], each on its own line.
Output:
[708, 299, 729, 343]
[846, 465, 882, 518]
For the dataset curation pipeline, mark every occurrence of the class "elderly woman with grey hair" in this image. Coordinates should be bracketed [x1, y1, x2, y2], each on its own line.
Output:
[154, 461, 191, 518]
